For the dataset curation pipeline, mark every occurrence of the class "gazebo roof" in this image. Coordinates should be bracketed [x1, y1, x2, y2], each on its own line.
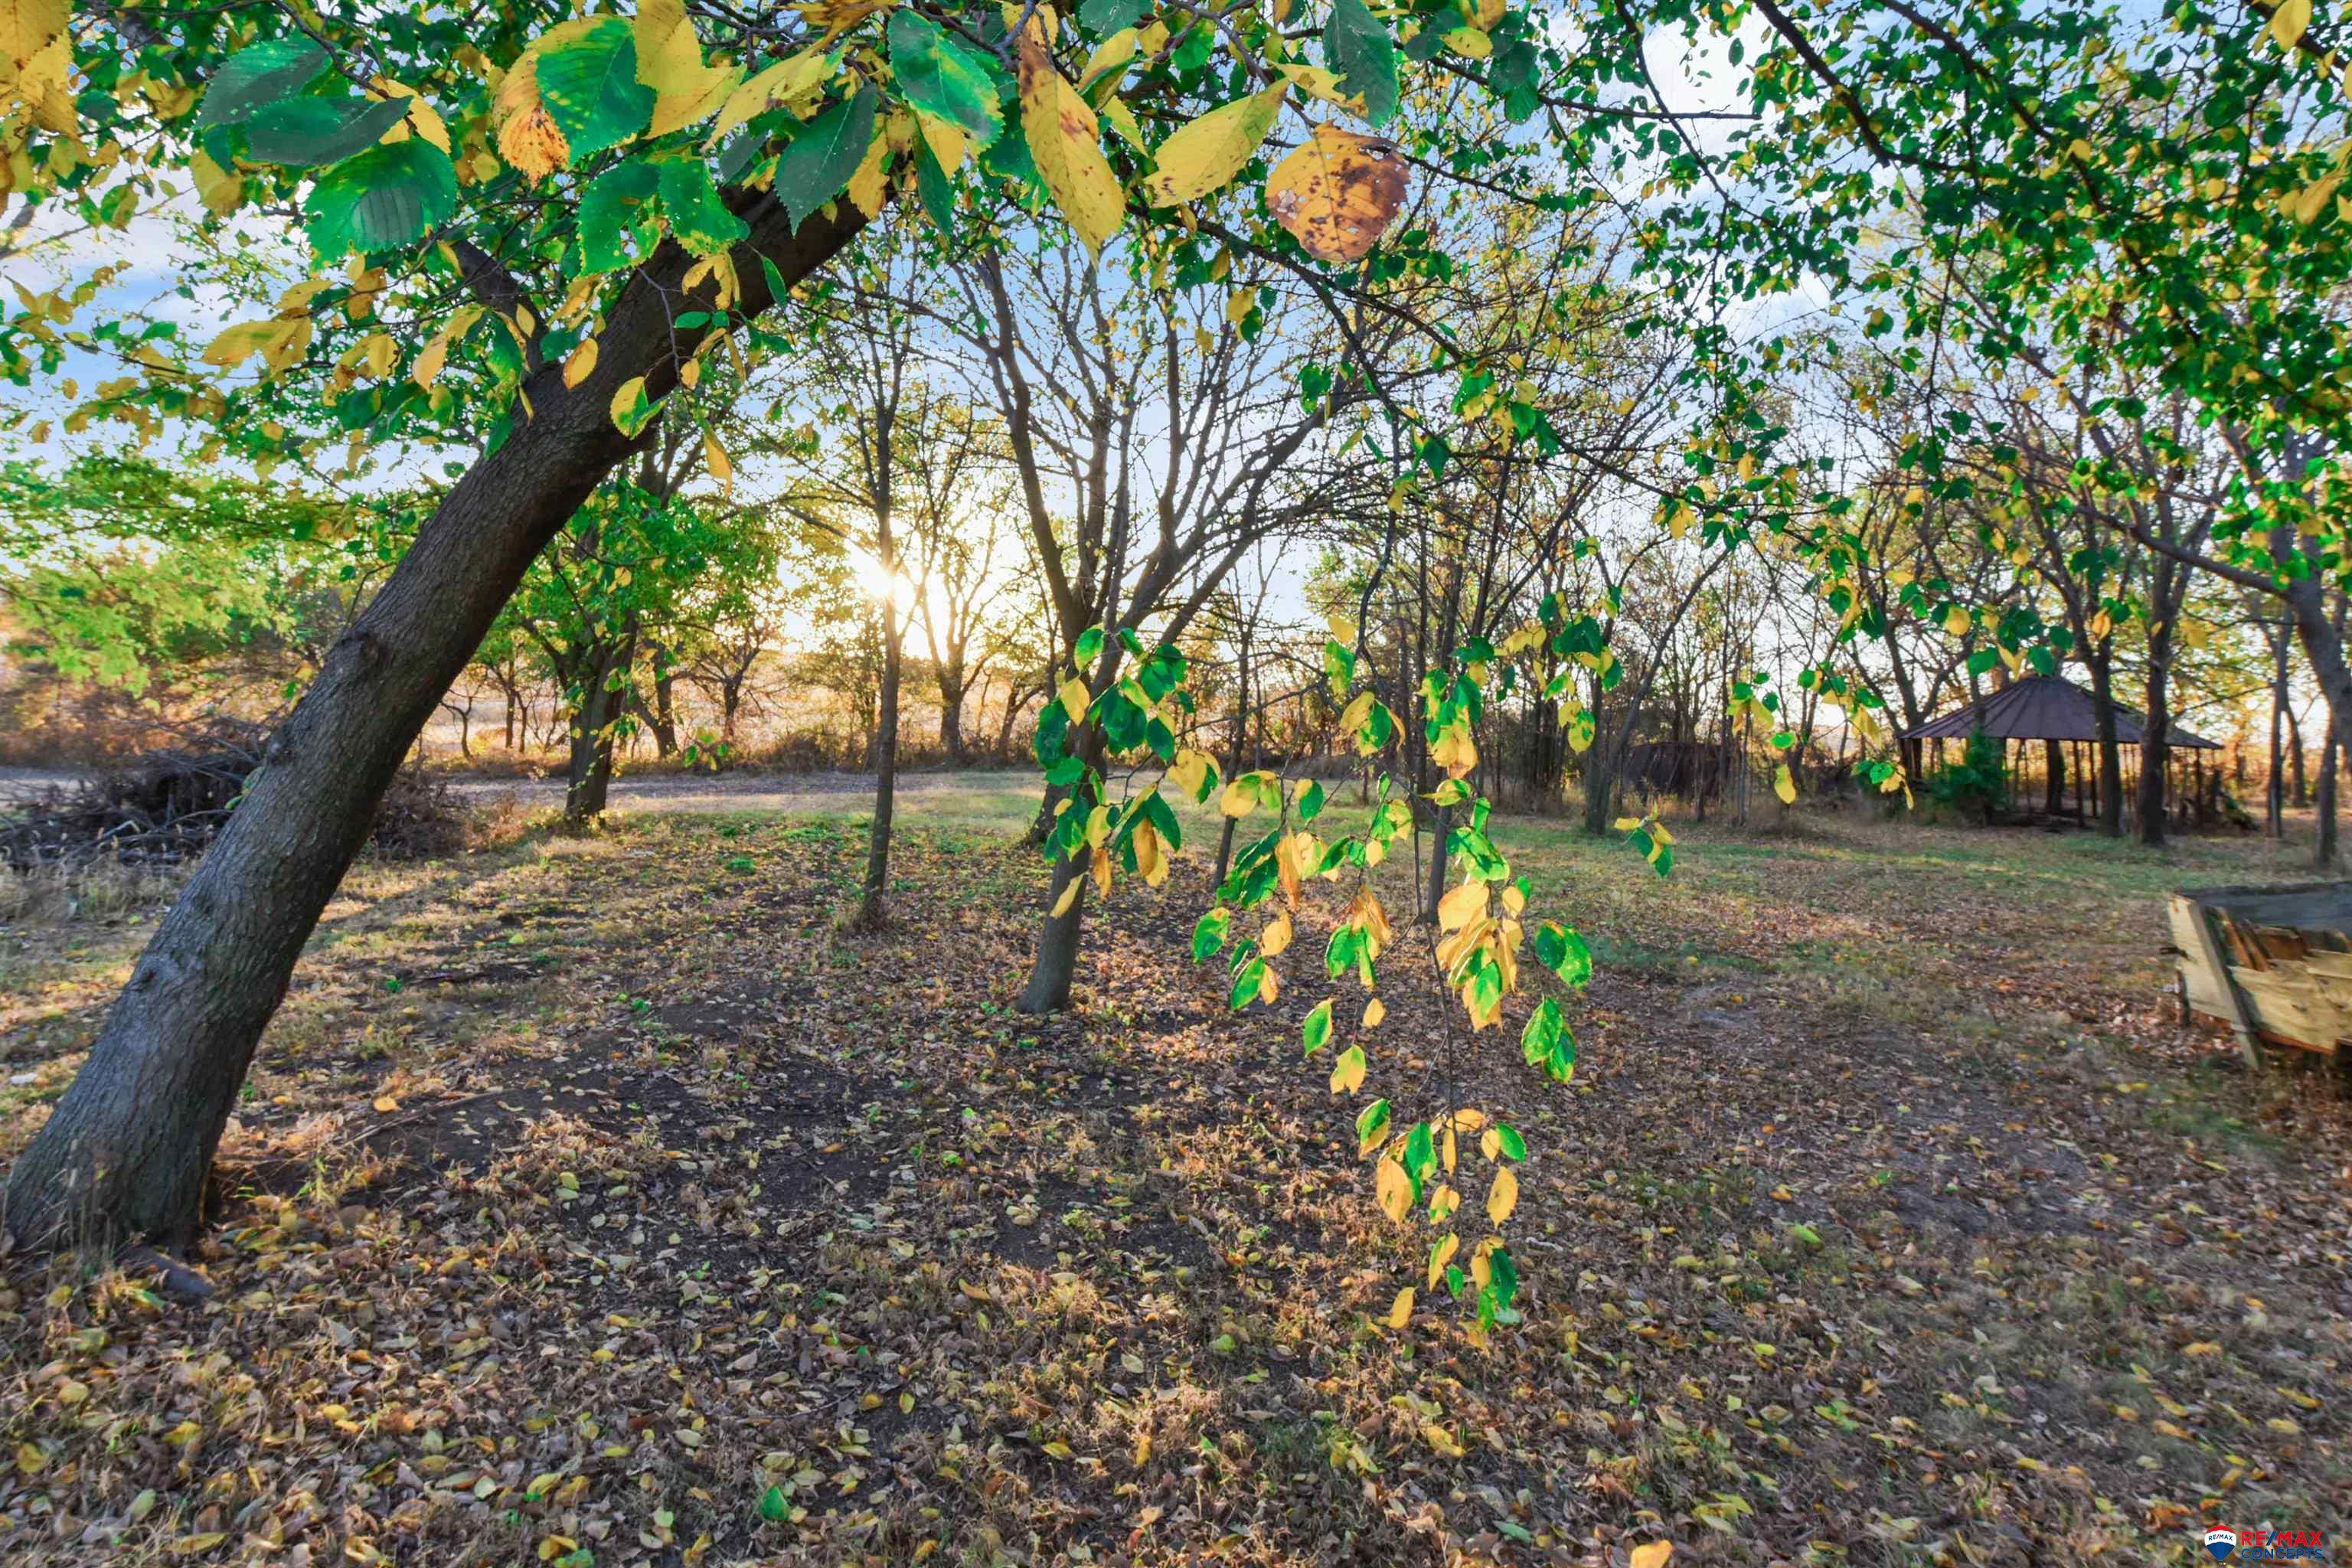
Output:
[1900, 675, 2220, 749]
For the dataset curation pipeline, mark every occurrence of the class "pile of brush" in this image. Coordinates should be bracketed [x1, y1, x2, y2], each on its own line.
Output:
[0, 720, 471, 867]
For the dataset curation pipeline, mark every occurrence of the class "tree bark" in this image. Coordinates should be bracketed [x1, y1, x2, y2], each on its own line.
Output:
[2, 202, 864, 1250]
[2269, 621, 2288, 838]
[858, 602, 902, 927]
[1017, 724, 1106, 1014]
[2086, 647, 2123, 837]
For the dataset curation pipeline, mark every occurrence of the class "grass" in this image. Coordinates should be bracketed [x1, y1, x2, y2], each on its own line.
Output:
[0, 781, 2346, 1566]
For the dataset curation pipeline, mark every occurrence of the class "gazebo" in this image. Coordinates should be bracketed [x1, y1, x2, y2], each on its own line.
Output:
[1901, 675, 2223, 822]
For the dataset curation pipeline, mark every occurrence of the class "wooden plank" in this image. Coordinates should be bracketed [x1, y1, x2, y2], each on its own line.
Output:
[2177, 894, 2265, 1068]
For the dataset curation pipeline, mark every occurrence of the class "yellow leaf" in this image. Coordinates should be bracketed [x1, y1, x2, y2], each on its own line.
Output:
[846, 124, 892, 217]
[1361, 995, 1384, 1028]
[1774, 763, 1796, 805]
[1436, 880, 1485, 933]
[1426, 1231, 1459, 1287]
[1058, 675, 1091, 724]
[710, 47, 835, 144]
[1142, 82, 1288, 206]
[1276, 62, 1363, 113]
[1076, 26, 1138, 90]
[413, 332, 453, 388]
[1421, 1423, 1465, 1458]
[373, 1095, 400, 1113]
[201, 319, 283, 369]
[562, 336, 598, 388]
[168, 1536, 228, 1557]
[1630, 1544, 1675, 1568]
[1384, 1287, 1414, 1328]
[1328, 1044, 1366, 1095]
[1442, 25, 1492, 58]
[635, 0, 740, 136]
[2272, 0, 2311, 51]
[1374, 1156, 1413, 1222]
[702, 430, 731, 488]
[1050, 876, 1081, 918]
[1220, 779, 1259, 818]
[609, 374, 648, 431]
[2183, 1340, 2223, 1357]
[1135, 819, 1166, 887]
[370, 77, 451, 152]
[494, 48, 572, 178]
[1266, 123, 1409, 264]
[1018, 15, 1125, 255]
[189, 149, 244, 217]
[1092, 844, 1113, 898]
[1485, 1165, 1518, 1224]
[1259, 910, 1292, 957]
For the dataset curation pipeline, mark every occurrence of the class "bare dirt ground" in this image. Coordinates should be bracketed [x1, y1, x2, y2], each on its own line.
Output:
[0, 791, 2345, 1566]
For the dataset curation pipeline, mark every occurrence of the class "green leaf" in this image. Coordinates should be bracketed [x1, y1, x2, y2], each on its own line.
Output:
[888, 10, 1005, 151]
[577, 158, 662, 273]
[1325, 0, 1399, 125]
[243, 94, 413, 168]
[658, 158, 750, 256]
[1521, 997, 1573, 1083]
[913, 130, 958, 235]
[1532, 920, 1592, 988]
[1402, 1120, 1436, 1181]
[303, 139, 459, 256]
[1080, 0, 1151, 32]
[1354, 1096, 1391, 1154]
[1073, 625, 1106, 663]
[1191, 907, 1230, 962]
[756, 1485, 789, 1524]
[1140, 789, 1183, 854]
[1228, 956, 1267, 1011]
[1301, 997, 1333, 1056]
[537, 18, 657, 162]
[1495, 1122, 1527, 1162]
[198, 38, 331, 128]
[775, 82, 880, 230]
[1295, 779, 1325, 823]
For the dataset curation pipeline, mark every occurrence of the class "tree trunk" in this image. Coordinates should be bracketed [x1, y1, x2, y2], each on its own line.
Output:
[858, 605, 902, 927]
[2288, 701, 2308, 807]
[2318, 729, 2339, 867]
[939, 662, 967, 764]
[645, 647, 679, 759]
[2043, 738, 2064, 816]
[2139, 618, 2174, 848]
[2269, 623, 2288, 838]
[564, 639, 630, 829]
[1213, 639, 1251, 888]
[1017, 724, 1107, 1014]
[2087, 648, 2123, 837]
[1, 204, 864, 1250]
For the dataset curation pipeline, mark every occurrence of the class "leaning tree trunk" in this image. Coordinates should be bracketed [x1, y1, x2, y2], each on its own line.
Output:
[2, 203, 864, 1250]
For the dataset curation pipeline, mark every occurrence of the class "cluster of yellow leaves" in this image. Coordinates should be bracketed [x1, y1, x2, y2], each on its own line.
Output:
[0, 0, 76, 183]
[1432, 875, 1524, 1029]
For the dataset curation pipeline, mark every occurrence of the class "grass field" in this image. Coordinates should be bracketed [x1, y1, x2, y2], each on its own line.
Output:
[1, 781, 2345, 1566]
